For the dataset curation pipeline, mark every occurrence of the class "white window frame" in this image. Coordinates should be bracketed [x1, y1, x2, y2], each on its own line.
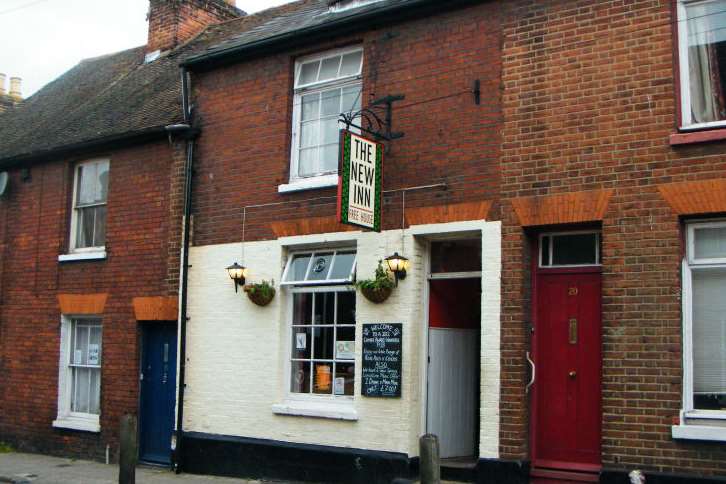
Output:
[283, 46, 363, 192]
[53, 315, 102, 432]
[273, 248, 359, 420]
[538, 230, 601, 268]
[67, 158, 109, 256]
[280, 249, 357, 286]
[681, 220, 726, 421]
[677, 0, 726, 130]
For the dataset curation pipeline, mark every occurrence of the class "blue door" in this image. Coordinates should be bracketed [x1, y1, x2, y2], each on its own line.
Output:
[139, 324, 177, 464]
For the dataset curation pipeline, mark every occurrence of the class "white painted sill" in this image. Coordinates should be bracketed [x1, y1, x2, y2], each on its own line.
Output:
[272, 400, 358, 421]
[58, 251, 107, 262]
[278, 174, 338, 194]
[672, 424, 726, 442]
[53, 415, 100, 433]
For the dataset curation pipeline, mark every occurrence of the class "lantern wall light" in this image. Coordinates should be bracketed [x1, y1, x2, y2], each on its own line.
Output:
[226, 262, 249, 293]
[385, 252, 409, 287]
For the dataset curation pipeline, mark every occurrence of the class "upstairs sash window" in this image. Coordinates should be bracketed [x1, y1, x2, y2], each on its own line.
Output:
[71, 159, 109, 251]
[290, 48, 363, 182]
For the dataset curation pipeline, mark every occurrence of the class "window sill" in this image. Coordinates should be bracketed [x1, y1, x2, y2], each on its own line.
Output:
[670, 129, 726, 146]
[278, 174, 338, 194]
[672, 424, 726, 442]
[53, 415, 100, 433]
[272, 400, 358, 421]
[58, 251, 107, 262]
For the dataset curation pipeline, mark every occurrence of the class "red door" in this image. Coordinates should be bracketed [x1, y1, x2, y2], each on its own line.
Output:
[532, 270, 601, 472]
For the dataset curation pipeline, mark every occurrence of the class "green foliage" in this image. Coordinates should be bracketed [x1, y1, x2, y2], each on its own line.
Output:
[245, 279, 275, 298]
[356, 260, 395, 291]
[0, 442, 14, 453]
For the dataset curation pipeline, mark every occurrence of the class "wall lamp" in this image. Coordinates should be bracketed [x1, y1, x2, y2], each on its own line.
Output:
[385, 252, 409, 286]
[226, 262, 248, 293]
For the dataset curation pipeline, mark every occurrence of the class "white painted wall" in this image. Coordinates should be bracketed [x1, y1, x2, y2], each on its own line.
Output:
[184, 220, 501, 458]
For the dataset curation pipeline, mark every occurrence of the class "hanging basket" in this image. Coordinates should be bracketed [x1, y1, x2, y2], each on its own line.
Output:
[244, 285, 276, 307]
[360, 285, 393, 304]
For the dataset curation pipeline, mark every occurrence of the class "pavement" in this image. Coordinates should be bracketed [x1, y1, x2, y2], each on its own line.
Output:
[0, 452, 468, 484]
[0, 452, 283, 484]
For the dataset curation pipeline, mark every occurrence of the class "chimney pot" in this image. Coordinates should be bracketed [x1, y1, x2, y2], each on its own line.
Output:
[9, 77, 21, 100]
[0, 73, 6, 96]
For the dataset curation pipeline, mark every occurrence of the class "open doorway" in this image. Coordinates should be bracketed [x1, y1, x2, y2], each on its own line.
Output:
[426, 238, 481, 461]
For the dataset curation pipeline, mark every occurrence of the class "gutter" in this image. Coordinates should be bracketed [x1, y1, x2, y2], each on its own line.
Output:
[0, 126, 172, 170]
[172, 66, 195, 473]
[181, 0, 488, 72]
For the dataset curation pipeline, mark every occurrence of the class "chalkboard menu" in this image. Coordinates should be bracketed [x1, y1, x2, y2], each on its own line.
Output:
[362, 323, 402, 398]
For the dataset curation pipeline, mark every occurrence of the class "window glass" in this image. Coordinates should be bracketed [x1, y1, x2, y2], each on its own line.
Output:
[694, 226, 726, 260]
[282, 251, 356, 285]
[430, 239, 482, 273]
[73, 160, 109, 250]
[290, 290, 356, 397]
[692, 267, 726, 410]
[552, 233, 598, 266]
[340, 51, 363, 76]
[69, 319, 102, 415]
[684, 1, 726, 125]
[540, 233, 599, 267]
[299, 61, 319, 85]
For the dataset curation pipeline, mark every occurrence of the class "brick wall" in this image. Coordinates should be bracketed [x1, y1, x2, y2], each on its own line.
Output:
[500, 0, 726, 477]
[0, 139, 184, 460]
[189, 1, 503, 246]
[147, 0, 242, 54]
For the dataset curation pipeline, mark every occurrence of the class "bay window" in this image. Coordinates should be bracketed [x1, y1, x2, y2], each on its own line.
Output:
[678, 0, 726, 129]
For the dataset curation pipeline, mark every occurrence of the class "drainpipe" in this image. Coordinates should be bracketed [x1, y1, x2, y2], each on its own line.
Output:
[171, 66, 196, 473]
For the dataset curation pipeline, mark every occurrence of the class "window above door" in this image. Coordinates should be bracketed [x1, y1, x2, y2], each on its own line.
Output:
[539, 231, 601, 268]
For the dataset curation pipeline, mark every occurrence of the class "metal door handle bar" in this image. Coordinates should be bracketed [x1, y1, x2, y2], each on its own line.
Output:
[525, 351, 535, 394]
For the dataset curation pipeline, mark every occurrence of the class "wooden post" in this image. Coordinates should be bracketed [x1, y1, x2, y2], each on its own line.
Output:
[119, 414, 138, 484]
[419, 433, 440, 484]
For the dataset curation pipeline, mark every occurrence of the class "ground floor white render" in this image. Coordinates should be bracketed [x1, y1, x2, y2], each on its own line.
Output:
[182, 220, 501, 459]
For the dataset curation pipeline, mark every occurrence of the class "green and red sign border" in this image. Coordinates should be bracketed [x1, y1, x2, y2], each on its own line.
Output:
[337, 129, 384, 232]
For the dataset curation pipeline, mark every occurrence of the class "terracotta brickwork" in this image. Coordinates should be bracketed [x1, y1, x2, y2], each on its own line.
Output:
[0, 140, 184, 460]
[147, 0, 242, 54]
[189, 2, 503, 246]
[500, 0, 726, 477]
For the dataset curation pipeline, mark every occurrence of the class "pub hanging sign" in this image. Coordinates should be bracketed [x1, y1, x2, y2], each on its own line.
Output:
[337, 130, 383, 232]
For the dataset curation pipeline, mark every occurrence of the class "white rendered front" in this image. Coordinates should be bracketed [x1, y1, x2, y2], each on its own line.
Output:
[183, 220, 501, 458]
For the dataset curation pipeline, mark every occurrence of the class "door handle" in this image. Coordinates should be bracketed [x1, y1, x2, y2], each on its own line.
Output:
[526, 351, 536, 394]
[569, 370, 577, 378]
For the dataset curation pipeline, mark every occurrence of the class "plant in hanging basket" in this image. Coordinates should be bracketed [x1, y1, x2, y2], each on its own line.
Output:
[244, 279, 276, 306]
[356, 260, 395, 304]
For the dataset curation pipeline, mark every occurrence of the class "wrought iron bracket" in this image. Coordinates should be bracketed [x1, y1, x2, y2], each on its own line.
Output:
[339, 94, 405, 149]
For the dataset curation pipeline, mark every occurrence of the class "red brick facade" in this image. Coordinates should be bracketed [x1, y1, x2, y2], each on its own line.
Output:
[499, 0, 726, 477]
[186, 0, 726, 479]
[189, 2, 503, 246]
[0, 140, 185, 459]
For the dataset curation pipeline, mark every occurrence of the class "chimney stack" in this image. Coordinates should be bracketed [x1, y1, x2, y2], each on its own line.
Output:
[0, 74, 6, 96]
[9, 77, 22, 100]
[146, 0, 244, 56]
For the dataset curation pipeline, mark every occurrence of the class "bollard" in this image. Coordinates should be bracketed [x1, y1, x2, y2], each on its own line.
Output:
[119, 414, 138, 484]
[419, 433, 440, 484]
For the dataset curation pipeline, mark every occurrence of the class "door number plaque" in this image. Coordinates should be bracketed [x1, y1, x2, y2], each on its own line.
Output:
[568, 287, 578, 296]
[569, 318, 578, 344]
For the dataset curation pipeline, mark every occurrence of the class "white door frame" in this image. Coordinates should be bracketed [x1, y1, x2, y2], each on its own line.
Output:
[419, 239, 482, 441]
